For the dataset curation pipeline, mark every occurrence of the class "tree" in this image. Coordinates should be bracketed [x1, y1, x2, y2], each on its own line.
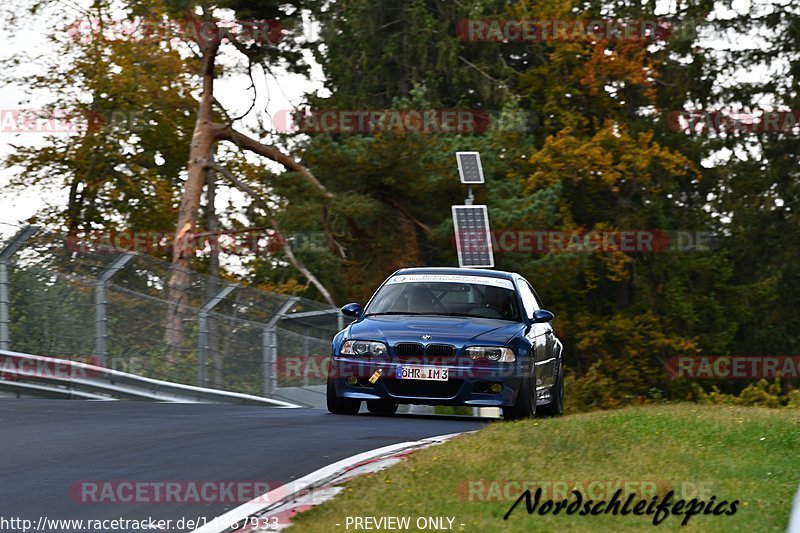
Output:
[3, 0, 339, 352]
[152, 0, 340, 349]
[267, 0, 516, 300]
[2, 0, 196, 237]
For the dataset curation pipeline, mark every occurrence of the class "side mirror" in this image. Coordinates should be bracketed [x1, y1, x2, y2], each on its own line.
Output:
[531, 309, 555, 324]
[341, 302, 363, 318]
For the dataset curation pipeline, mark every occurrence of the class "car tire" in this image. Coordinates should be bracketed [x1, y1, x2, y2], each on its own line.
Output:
[537, 361, 564, 417]
[503, 368, 536, 420]
[366, 400, 398, 416]
[326, 378, 361, 415]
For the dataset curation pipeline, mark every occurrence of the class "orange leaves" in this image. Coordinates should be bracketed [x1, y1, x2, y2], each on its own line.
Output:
[525, 121, 698, 192]
[579, 39, 658, 97]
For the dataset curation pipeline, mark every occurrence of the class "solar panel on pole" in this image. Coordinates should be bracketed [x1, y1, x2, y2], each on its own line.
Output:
[456, 152, 485, 184]
[452, 205, 494, 268]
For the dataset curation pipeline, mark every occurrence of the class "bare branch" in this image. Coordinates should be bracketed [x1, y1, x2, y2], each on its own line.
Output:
[218, 127, 334, 199]
[221, 27, 258, 59]
[207, 161, 337, 307]
[458, 55, 503, 84]
[385, 198, 433, 235]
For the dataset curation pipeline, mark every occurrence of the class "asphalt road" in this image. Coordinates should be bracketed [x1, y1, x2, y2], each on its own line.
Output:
[0, 400, 486, 533]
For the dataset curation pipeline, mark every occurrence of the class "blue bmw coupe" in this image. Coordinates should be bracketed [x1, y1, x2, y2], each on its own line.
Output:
[327, 267, 564, 419]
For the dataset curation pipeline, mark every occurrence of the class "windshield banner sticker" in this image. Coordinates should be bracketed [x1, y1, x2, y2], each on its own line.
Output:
[387, 274, 514, 290]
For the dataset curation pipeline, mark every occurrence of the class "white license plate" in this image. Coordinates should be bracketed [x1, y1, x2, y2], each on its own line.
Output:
[395, 365, 449, 381]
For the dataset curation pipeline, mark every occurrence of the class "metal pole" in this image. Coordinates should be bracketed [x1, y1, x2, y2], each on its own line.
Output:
[0, 260, 8, 351]
[94, 282, 106, 361]
[0, 225, 40, 350]
[198, 310, 209, 387]
[262, 297, 299, 396]
[270, 328, 279, 393]
[303, 327, 310, 386]
[197, 283, 237, 388]
[262, 327, 273, 396]
[94, 253, 134, 366]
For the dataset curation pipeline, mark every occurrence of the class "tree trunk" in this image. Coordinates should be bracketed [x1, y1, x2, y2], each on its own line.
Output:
[164, 31, 221, 354]
[164, 19, 336, 353]
[205, 149, 224, 388]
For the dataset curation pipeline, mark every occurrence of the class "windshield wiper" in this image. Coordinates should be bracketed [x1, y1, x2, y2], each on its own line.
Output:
[364, 312, 427, 316]
[424, 312, 476, 318]
[365, 311, 490, 319]
[426, 312, 514, 320]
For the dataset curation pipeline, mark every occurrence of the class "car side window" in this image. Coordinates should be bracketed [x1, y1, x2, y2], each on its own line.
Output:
[517, 279, 540, 318]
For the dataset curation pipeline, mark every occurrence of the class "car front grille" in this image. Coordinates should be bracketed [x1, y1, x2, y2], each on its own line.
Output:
[395, 343, 424, 357]
[426, 344, 456, 358]
[394, 343, 456, 358]
[384, 379, 463, 399]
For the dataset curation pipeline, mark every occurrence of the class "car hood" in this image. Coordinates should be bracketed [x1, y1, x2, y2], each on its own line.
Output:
[347, 315, 525, 346]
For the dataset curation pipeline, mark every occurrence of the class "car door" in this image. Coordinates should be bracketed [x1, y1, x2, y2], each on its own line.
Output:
[531, 283, 558, 384]
[517, 278, 555, 391]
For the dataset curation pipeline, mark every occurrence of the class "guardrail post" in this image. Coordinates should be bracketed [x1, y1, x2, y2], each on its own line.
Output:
[0, 225, 40, 350]
[261, 327, 273, 395]
[95, 253, 135, 366]
[198, 284, 237, 388]
[262, 297, 299, 396]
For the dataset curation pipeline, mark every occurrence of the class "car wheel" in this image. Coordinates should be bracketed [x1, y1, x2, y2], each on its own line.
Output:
[503, 368, 536, 420]
[366, 400, 398, 416]
[326, 378, 361, 415]
[538, 361, 564, 417]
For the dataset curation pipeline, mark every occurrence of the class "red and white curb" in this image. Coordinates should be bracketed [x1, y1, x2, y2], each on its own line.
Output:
[191, 432, 470, 533]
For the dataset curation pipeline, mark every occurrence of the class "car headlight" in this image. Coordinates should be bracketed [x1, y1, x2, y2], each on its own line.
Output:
[341, 340, 388, 357]
[466, 346, 516, 362]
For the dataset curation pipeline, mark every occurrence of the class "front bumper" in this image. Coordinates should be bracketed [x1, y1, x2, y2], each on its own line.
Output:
[329, 356, 524, 406]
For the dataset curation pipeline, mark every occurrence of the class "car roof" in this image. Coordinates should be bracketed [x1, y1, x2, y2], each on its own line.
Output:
[393, 267, 520, 281]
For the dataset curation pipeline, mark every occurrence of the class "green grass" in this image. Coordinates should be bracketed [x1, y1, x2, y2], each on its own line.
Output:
[289, 405, 800, 532]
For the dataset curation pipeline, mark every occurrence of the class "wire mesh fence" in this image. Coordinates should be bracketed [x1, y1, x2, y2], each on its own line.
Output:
[0, 223, 342, 397]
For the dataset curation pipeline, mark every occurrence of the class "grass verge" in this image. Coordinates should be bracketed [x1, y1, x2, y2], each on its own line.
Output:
[289, 405, 799, 532]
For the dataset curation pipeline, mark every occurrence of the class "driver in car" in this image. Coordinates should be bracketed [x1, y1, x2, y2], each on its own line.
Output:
[405, 285, 436, 313]
[481, 286, 514, 320]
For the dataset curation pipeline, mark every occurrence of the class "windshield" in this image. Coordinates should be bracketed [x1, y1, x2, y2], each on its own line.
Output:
[365, 279, 521, 321]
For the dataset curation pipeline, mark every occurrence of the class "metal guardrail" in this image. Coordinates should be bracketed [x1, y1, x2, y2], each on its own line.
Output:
[0, 349, 300, 407]
[0, 222, 344, 397]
